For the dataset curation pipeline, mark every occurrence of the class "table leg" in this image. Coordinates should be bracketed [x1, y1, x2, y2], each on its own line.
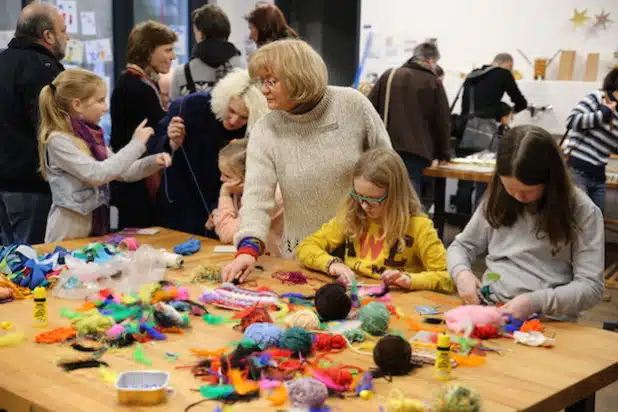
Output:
[433, 177, 446, 240]
[565, 393, 596, 412]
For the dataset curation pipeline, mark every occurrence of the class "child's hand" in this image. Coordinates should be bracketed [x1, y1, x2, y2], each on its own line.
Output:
[205, 213, 215, 231]
[381, 270, 411, 289]
[133, 119, 155, 144]
[156, 152, 172, 168]
[454, 270, 481, 305]
[329, 262, 355, 286]
[221, 179, 244, 195]
[168, 116, 185, 151]
[498, 294, 538, 321]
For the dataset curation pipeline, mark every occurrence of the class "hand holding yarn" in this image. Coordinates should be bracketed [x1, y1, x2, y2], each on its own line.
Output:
[381, 270, 411, 289]
[454, 270, 481, 305]
[221, 254, 256, 284]
[156, 152, 172, 168]
[167, 116, 185, 150]
[498, 294, 538, 321]
[328, 262, 356, 286]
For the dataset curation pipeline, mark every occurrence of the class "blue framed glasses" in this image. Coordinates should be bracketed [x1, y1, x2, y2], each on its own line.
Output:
[349, 189, 388, 206]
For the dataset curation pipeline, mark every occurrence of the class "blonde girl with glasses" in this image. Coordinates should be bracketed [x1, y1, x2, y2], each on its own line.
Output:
[296, 148, 454, 294]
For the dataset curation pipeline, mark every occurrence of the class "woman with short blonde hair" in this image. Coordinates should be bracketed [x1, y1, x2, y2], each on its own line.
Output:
[222, 39, 393, 283]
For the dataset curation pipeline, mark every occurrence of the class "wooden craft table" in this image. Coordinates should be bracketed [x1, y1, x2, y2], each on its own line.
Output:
[1, 228, 618, 412]
[423, 164, 618, 239]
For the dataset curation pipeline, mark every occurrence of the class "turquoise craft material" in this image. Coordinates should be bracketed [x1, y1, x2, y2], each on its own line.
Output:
[343, 328, 366, 343]
[359, 301, 390, 336]
[279, 327, 313, 357]
[243, 323, 283, 349]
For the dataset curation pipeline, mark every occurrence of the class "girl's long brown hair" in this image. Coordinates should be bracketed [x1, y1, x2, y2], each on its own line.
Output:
[246, 3, 298, 47]
[339, 148, 423, 248]
[483, 125, 577, 247]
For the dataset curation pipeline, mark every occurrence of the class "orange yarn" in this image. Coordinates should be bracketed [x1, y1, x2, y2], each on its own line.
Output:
[155, 327, 184, 334]
[76, 301, 96, 312]
[190, 348, 227, 357]
[314, 334, 347, 352]
[320, 367, 353, 386]
[152, 288, 178, 303]
[229, 369, 260, 395]
[520, 319, 544, 333]
[406, 316, 447, 333]
[34, 327, 77, 344]
[267, 383, 288, 406]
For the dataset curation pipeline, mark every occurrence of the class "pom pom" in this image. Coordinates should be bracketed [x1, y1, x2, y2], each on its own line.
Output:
[176, 286, 190, 301]
[373, 335, 415, 376]
[433, 384, 481, 412]
[285, 309, 320, 330]
[444, 305, 502, 333]
[244, 323, 283, 349]
[315, 283, 351, 321]
[359, 301, 390, 336]
[279, 327, 313, 357]
[286, 377, 329, 409]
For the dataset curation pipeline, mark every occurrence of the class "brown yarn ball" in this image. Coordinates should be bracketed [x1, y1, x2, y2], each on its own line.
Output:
[373, 335, 414, 376]
[314, 283, 351, 322]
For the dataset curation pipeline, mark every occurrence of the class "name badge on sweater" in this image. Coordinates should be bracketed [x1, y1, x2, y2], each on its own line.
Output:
[317, 122, 339, 133]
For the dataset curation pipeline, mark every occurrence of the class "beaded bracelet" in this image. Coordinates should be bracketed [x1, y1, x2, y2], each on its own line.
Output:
[325, 257, 343, 275]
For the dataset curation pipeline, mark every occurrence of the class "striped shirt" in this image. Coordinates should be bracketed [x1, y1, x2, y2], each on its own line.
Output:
[563, 90, 618, 180]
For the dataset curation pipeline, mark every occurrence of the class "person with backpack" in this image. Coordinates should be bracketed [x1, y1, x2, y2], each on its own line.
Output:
[453, 53, 527, 221]
[170, 4, 244, 99]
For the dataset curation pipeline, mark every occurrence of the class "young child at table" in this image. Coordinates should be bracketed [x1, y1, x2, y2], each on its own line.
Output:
[206, 139, 284, 256]
[447, 125, 604, 321]
[296, 148, 455, 293]
[38, 68, 171, 242]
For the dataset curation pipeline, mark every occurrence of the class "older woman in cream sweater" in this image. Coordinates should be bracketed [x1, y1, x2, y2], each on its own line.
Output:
[222, 39, 392, 283]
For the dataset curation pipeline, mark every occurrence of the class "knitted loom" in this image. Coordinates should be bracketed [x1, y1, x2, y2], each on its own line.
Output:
[199, 283, 280, 311]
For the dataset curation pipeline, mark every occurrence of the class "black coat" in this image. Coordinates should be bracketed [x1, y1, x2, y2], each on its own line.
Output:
[461, 66, 528, 118]
[0, 37, 64, 193]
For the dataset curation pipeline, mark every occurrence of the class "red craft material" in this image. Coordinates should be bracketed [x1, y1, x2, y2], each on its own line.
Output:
[321, 367, 353, 387]
[314, 334, 347, 352]
[520, 318, 544, 333]
[271, 271, 308, 285]
[471, 324, 501, 340]
[233, 306, 273, 332]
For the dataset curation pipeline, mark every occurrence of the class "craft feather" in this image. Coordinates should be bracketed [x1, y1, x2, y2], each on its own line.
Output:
[70, 342, 100, 352]
[58, 359, 108, 371]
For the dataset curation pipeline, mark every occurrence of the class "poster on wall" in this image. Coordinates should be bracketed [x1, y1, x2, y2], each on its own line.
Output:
[57, 0, 79, 34]
[168, 25, 187, 57]
[63, 39, 84, 64]
[85, 38, 113, 64]
[80, 11, 97, 36]
[0, 30, 12, 50]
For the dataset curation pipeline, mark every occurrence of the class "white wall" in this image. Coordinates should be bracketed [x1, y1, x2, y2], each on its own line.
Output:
[360, 0, 618, 134]
[214, 0, 274, 63]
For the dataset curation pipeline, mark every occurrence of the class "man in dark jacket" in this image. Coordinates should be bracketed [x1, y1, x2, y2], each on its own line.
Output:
[0, 3, 67, 245]
[368, 42, 451, 203]
[454, 53, 527, 219]
[170, 4, 243, 99]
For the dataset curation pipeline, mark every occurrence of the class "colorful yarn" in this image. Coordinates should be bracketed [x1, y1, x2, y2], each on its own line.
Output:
[471, 324, 501, 340]
[118, 237, 139, 251]
[191, 264, 221, 283]
[387, 389, 427, 412]
[173, 238, 201, 256]
[314, 334, 347, 352]
[359, 301, 390, 336]
[279, 327, 313, 357]
[286, 378, 329, 409]
[285, 309, 321, 330]
[373, 335, 415, 376]
[343, 329, 366, 343]
[70, 309, 115, 335]
[244, 323, 283, 349]
[34, 327, 77, 343]
[434, 384, 481, 412]
[320, 367, 354, 387]
[235, 237, 265, 259]
[236, 306, 273, 332]
[271, 271, 308, 285]
[200, 284, 280, 311]
[315, 283, 352, 321]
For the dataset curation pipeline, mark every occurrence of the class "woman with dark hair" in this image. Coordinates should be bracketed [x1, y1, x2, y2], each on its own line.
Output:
[562, 67, 618, 212]
[246, 3, 298, 48]
[110, 21, 177, 230]
[447, 125, 604, 321]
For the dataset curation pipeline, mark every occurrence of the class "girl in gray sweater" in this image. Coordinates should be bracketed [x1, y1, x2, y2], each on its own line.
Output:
[447, 125, 604, 321]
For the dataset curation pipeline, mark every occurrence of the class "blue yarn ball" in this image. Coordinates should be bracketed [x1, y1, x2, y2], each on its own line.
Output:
[244, 322, 283, 349]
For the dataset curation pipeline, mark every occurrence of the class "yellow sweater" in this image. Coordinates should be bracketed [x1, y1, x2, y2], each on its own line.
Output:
[297, 216, 455, 294]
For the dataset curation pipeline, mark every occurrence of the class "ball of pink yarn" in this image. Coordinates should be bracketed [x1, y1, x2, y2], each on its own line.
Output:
[445, 305, 503, 333]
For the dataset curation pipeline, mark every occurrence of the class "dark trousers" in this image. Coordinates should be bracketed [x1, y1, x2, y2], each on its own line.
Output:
[397, 151, 431, 209]
[0, 192, 51, 245]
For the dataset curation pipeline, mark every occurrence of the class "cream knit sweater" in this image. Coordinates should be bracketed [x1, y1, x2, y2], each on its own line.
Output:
[235, 86, 392, 258]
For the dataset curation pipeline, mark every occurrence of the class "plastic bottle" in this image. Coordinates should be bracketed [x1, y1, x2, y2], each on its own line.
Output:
[33, 287, 48, 328]
[434, 332, 452, 380]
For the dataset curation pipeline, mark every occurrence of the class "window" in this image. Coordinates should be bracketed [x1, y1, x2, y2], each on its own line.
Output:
[0, 0, 22, 51]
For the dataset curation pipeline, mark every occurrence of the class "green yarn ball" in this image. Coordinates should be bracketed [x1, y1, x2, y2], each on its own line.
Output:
[279, 327, 313, 357]
[359, 301, 390, 336]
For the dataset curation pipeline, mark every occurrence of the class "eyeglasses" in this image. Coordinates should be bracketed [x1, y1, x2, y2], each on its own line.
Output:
[349, 189, 388, 207]
[256, 77, 279, 90]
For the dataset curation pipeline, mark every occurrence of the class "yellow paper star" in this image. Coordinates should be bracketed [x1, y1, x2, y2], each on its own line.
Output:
[595, 10, 613, 30]
[570, 8, 590, 27]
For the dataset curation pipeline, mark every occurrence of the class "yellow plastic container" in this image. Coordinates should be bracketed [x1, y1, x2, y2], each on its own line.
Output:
[116, 371, 169, 406]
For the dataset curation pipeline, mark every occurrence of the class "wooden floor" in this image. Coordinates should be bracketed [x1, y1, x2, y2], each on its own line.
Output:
[442, 224, 618, 412]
